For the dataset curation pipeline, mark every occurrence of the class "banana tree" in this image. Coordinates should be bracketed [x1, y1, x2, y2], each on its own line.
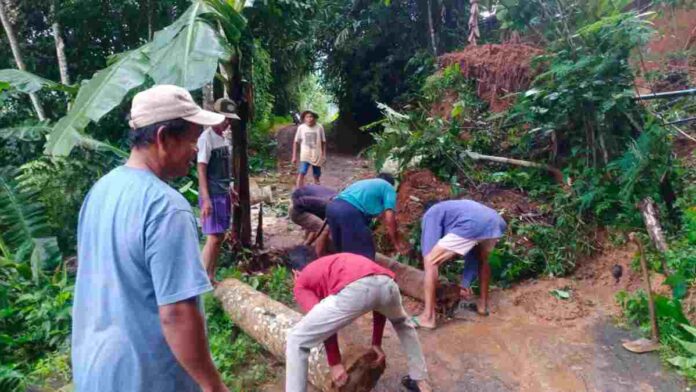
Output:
[0, 0, 247, 157]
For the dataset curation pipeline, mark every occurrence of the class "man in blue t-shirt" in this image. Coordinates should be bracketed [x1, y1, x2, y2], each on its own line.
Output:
[325, 173, 409, 260]
[409, 199, 507, 330]
[72, 85, 229, 392]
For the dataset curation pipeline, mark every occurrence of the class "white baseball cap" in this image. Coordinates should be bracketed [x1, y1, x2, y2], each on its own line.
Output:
[129, 85, 225, 129]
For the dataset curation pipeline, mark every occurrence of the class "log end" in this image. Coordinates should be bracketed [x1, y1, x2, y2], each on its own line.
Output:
[337, 350, 386, 392]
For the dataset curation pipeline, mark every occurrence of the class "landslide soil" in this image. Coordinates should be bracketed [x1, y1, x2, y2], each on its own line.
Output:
[254, 128, 685, 391]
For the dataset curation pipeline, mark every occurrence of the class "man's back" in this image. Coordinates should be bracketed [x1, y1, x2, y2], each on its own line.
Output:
[336, 179, 396, 217]
[292, 185, 336, 217]
[72, 166, 211, 392]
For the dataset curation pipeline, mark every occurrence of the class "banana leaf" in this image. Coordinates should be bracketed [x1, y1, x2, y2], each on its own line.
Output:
[147, 1, 230, 90]
[44, 48, 150, 156]
[0, 69, 77, 95]
[0, 124, 52, 141]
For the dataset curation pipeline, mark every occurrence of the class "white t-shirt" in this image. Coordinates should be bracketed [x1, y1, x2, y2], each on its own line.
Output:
[197, 128, 230, 164]
[197, 128, 232, 195]
[294, 124, 326, 166]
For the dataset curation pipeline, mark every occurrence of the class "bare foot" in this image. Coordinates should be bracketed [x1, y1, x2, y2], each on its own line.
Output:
[417, 380, 433, 392]
[476, 300, 489, 316]
[408, 315, 436, 330]
[460, 286, 473, 300]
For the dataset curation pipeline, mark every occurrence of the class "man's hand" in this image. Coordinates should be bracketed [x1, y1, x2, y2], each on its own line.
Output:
[396, 240, 410, 256]
[330, 363, 348, 388]
[291, 156, 298, 165]
[201, 197, 212, 220]
[371, 345, 386, 368]
[229, 188, 239, 206]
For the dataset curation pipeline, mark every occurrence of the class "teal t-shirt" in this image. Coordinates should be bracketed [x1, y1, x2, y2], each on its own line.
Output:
[72, 166, 212, 392]
[336, 178, 397, 217]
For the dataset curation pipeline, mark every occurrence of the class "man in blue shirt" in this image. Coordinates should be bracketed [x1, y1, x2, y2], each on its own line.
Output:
[325, 173, 409, 260]
[72, 85, 229, 392]
[409, 200, 507, 330]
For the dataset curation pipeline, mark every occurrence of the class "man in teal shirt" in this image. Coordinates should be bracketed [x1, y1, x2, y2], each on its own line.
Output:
[325, 173, 409, 259]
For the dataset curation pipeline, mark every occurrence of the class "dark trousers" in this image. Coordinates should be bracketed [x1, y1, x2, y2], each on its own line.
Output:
[325, 199, 375, 260]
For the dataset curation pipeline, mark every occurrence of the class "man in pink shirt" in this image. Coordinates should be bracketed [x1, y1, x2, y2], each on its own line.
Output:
[285, 249, 432, 392]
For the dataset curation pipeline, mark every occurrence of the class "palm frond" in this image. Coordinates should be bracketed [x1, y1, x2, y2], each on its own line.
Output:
[0, 169, 61, 282]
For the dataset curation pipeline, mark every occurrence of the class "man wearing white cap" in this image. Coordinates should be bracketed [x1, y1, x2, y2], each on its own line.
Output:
[72, 85, 229, 392]
[197, 98, 240, 284]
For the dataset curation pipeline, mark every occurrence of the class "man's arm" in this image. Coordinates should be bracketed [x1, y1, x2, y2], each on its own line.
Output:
[197, 163, 212, 219]
[160, 298, 227, 392]
[292, 128, 301, 164]
[383, 210, 408, 255]
[372, 311, 387, 347]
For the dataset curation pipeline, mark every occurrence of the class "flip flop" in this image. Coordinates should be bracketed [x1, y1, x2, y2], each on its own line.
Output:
[405, 316, 436, 330]
[460, 302, 489, 316]
[401, 375, 421, 392]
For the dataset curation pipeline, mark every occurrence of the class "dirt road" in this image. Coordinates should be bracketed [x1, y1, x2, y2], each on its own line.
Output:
[256, 127, 686, 391]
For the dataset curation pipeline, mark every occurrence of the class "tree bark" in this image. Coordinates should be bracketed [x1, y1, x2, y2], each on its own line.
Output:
[50, 1, 70, 85]
[146, 0, 154, 41]
[0, 0, 46, 120]
[202, 82, 214, 110]
[426, 0, 437, 56]
[374, 253, 460, 309]
[638, 197, 670, 276]
[214, 278, 384, 391]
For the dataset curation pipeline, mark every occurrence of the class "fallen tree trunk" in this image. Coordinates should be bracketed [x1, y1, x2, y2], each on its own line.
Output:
[375, 253, 460, 311]
[214, 278, 384, 391]
[464, 150, 567, 187]
[638, 197, 670, 276]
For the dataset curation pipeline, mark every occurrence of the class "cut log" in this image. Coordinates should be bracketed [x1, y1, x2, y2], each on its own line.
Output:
[374, 253, 460, 311]
[214, 278, 385, 391]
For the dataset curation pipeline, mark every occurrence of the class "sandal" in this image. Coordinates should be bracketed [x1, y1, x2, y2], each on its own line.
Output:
[401, 375, 421, 392]
[405, 316, 436, 330]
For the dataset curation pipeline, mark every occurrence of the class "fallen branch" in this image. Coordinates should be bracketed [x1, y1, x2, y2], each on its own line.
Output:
[464, 150, 568, 187]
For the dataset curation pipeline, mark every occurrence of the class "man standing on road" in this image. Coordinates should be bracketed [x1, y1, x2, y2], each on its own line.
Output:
[285, 251, 432, 392]
[72, 85, 229, 392]
[291, 110, 326, 188]
[410, 199, 507, 330]
[325, 174, 409, 260]
[197, 98, 240, 283]
[290, 184, 337, 256]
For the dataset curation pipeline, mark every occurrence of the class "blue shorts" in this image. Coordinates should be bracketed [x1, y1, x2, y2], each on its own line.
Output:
[298, 161, 321, 177]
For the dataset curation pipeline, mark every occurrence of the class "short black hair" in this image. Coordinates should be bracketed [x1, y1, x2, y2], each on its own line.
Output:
[377, 172, 395, 186]
[423, 199, 442, 213]
[129, 118, 191, 148]
[287, 245, 317, 271]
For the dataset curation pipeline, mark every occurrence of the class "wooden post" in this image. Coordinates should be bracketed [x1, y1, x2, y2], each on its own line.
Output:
[231, 82, 252, 247]
[374, 253, 460, 309]
[214, 279, 384, 391]
[256, 203, 264, 248]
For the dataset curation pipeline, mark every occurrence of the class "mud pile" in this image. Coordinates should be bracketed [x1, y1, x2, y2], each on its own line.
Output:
[274, 124, 298, 161]
[439, 44, 543, 112]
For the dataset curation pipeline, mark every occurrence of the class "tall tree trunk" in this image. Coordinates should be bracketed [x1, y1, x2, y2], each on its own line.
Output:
[50, 1, 70, 85]
[0, 0, 46, 120]
[146, 0, 154, 40]
[426, 0, 438, 56]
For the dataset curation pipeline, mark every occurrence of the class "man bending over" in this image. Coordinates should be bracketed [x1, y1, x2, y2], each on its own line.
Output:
[285, 251, 432, 392]
[411, 200, 506, 330]
[290, 184, 337, 256]
[325, 174, 409, 260]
